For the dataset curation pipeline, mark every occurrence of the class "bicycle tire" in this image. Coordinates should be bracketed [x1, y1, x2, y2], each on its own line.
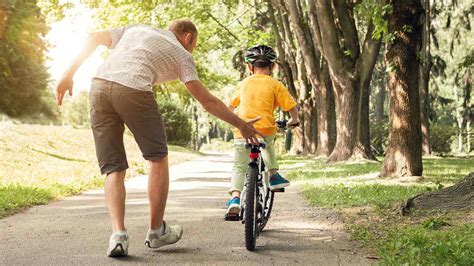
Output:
[244, 163, 259, 251]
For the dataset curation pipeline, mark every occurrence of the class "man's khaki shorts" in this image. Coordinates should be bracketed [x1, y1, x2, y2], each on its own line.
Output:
[89, 78, 168, 175]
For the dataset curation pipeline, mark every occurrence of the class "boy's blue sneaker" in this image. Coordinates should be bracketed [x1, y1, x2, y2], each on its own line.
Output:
[269, 173, 290, 191]
[224, 197, 240, 221]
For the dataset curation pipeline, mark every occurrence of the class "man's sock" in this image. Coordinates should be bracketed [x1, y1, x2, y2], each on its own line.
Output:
[113, 230, 128, 236]
[149, 223, 165, 237]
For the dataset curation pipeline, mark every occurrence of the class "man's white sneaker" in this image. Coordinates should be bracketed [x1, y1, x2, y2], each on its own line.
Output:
[144, 221, 183, 249]
[107, 232, 129, 257]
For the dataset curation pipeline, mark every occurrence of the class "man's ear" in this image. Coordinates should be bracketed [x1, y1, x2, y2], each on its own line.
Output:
[184, 33, 193, 44]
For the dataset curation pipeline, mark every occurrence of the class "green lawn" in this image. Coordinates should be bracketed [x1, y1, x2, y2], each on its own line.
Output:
[0, 123, 199, 218]
[280, 154, 474, 265]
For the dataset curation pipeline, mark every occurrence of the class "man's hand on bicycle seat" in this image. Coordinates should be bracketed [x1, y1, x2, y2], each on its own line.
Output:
[238, 117, 262, 145]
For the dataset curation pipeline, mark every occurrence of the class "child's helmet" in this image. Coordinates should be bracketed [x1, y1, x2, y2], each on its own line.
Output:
[244, 45, 277, 65]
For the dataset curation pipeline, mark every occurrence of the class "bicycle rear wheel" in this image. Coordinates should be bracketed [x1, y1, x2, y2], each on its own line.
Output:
[244, 164, 259, 251]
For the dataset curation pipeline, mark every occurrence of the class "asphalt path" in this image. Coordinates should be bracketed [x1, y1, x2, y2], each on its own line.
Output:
[0, 152, 370, 265]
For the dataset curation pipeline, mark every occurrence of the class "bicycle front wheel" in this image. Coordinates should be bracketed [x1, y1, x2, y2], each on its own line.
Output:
[244, 163, 259, 251]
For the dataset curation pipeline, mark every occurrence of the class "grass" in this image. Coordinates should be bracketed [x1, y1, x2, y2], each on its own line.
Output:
[279, 154, 474, 265]
[302, 184, 431, 209]
[351, 219, 474, 265]
[0, 122, 199, 218]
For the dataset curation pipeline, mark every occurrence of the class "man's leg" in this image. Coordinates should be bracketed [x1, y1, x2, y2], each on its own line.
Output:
[105, 170, 127, 231]
[145, 155, 183, 248]
[114, 85, 182, 248]
[148, 156, 169, 230]
[90, 79, 130, 256]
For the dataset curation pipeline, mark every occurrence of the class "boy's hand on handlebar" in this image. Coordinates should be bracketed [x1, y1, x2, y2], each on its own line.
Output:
[238, 117, 262, 145]
[286, 118, 300, 128]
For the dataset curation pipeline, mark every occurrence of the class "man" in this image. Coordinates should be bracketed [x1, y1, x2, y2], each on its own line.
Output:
[56, 19, 260, 257]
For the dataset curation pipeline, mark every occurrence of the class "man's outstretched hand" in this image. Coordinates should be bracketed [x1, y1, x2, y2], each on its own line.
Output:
[56, 76, 73, 106]
[238, 117, 262, 145]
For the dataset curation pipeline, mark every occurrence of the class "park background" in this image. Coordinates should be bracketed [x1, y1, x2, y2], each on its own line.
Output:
[0, 0, 472, 264]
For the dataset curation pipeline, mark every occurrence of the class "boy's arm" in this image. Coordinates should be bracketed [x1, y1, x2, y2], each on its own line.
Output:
[228, 97, 239, 112]
[275, 82, 299, 126]
[228, 85, 240, 112]
[56, 30, 112, 106]
[287, 106, 300, 127]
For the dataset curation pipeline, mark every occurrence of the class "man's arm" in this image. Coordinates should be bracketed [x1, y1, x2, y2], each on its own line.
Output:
[56, 30, 112, 106]
[185, 80, 261, 144]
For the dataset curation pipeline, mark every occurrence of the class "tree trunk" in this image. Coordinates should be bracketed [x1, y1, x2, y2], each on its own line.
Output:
[353, 79, 376, 160]
[267, 1, 297, 96]
[328, 80, 359, 162]
[401, 172, 474, 214]
[303, 98, 317, 154]
[353, 22, 382, 160]
[375, 80, 386, 124]
[327, 75, 337, 154]
[193, 105, 199, 150]
[292, 101, 305, 155]
[315, 66, 334, 156]
[381, 0, 423, 177]
[419, 0, 432, 155]
[286, 0, 337, 156]
[315, 0, 384, 162]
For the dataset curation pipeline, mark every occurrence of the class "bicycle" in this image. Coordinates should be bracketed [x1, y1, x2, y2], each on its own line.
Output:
[239, 120, 299, 251]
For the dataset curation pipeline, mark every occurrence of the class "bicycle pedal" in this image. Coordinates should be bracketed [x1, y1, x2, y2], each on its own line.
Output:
[224, 213, 240, 221]
[272, 188, 285, 193]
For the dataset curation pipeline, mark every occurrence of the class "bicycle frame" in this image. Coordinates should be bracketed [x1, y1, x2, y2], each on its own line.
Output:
[239, 120, 297, 251]
[241, 142, 275, 250]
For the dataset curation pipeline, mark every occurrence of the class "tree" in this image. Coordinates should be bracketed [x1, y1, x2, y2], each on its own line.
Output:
[312, 0, 388, 162]
[430, 0, 473, 154]
[282, 0, 335, 156]
[401, 172, 474, 214]
[419, 0, 431, 155]
[61, 90, 90, 127]
[0, 0, 56, 118]
[381, 0, 423, 178]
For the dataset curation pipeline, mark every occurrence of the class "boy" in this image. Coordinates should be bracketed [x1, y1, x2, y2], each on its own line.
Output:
[225, 45, 299, 219]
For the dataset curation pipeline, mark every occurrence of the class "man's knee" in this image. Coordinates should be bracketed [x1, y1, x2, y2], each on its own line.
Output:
[106, 169, 127, 181]
[149, 155, 168, 165]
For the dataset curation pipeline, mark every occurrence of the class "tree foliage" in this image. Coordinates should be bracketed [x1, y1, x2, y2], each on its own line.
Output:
[0, 0, 56, 118]
[430, 0, 473, 153]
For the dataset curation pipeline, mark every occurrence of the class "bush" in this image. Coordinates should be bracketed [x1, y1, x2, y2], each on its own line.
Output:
[61, 90, 90, 128]
[430, 124, 457, 154]
[370, 120, 388, 156]
[157, 99, 192, 146]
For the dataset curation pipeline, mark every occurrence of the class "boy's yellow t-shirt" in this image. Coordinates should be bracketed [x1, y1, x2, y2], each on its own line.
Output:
[230, 74, 297, 138]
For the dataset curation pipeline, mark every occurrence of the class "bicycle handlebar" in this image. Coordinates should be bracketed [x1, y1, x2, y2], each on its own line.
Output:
[244, 120, 298, 150]
[276, 120, 300, 129]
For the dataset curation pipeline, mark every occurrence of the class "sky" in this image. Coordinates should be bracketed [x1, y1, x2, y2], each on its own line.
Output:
[45, 1, 105, 96]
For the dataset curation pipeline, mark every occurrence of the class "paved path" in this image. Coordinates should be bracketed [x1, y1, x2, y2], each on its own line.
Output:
[0, 153, 370, 265]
